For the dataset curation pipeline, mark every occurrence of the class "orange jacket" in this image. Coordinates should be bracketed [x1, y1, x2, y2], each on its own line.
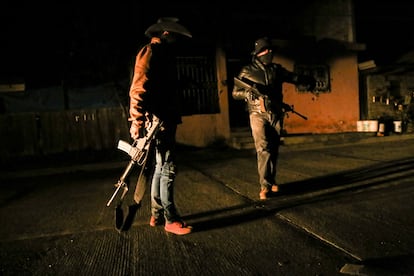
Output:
[128, 37, 182, 133]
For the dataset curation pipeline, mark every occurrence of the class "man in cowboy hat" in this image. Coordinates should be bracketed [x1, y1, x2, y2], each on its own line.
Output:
[128, 17, 192, 235]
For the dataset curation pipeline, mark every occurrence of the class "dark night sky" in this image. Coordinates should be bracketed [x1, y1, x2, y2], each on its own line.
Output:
[0, 2, 140, 87]
[1, 1, 414, 88]
[354, 1, 414, 64]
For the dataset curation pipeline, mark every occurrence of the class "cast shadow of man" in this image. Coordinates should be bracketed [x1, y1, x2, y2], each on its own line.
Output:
[184, 156, 414, 232]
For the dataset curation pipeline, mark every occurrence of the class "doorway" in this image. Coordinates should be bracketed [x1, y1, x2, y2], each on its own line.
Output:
[226, 58, 250, 128]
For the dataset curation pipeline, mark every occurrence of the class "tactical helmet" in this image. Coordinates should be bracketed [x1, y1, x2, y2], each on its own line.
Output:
[252, 37, 272, 55]
[145, 17, 192, 38]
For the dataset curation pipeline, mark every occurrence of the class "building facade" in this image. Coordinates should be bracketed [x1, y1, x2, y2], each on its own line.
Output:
[176, 0, 365, 146]
[0, 0, 368, 159]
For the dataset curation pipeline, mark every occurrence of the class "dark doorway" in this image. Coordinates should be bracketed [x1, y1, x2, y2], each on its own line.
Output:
[227, 58, 250, 128]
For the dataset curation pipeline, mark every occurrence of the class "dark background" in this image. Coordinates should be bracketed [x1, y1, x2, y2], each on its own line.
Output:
[1, 1, 414, 89]
[354, 1, 414, 64]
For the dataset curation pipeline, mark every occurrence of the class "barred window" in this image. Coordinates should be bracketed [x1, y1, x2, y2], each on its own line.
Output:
[176, 56, 219, 115]
[294, 64, 331, 93]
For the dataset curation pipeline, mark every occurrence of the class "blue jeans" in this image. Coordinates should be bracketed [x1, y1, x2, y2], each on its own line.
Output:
[249, 112, 282, 190]
[150, 125, 180, 224]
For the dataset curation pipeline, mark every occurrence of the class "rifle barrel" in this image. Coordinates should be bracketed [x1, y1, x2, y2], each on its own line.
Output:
[292, 110, 308, 120]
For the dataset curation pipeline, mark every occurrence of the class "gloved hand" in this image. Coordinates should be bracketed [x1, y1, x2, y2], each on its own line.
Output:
[298, 75, 317, 92]
[282, 103, 293, 112]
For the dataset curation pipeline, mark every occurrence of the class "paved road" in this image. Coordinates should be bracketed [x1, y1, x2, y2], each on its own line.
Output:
[1, 135, 413, 275]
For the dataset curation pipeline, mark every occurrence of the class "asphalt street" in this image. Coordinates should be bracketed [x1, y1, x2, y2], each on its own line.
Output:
[1, 134, 414, 275]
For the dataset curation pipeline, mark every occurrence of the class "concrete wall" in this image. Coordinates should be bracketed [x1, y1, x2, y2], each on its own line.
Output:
[280, 0, 361, 134]
[176, 46, 231, 147]
[281, 54, 360, 134]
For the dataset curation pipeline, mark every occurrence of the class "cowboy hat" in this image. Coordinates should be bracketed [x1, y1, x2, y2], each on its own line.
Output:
[145, 17, 192, 38]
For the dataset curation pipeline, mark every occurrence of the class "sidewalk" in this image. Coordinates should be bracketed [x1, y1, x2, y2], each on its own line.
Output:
[282, 131, 414, 149]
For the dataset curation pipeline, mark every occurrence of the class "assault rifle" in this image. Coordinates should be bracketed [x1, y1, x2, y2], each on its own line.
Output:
[107, 115, 163, 231]
[107, 115, 163, 208]
[234, 77, 308, 120]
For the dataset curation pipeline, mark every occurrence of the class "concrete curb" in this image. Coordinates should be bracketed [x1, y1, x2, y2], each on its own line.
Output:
[282, 132, 414, 151]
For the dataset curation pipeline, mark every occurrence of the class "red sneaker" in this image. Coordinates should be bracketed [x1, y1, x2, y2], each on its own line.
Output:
[271, 185, 279, 193]
[149, 216, 164, 227]
[259, 187, 269, 200]
[165, 221, 192, 235]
